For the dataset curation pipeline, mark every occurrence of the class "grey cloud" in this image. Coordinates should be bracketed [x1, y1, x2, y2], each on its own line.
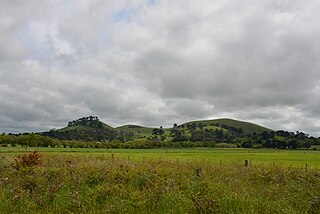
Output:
[167, 98, 215, 119]
[0, 0, 319, 136]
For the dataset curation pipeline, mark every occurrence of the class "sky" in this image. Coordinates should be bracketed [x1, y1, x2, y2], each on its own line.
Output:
[0, 0, 319, 136]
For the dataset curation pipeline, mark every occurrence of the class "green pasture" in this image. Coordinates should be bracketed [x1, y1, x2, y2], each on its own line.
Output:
[1, 147, 320, 168]
[1, 147, 320, 213]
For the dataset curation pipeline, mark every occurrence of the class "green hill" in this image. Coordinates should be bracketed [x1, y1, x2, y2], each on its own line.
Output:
[115, 125, 173, 138]
[182, 118, 272, 134]
[115, 125, 154, 138]
[42, 116, 273, 141]
[58, 123, 114, 132]
[42, 116, 117, 141]
[52, 117, 272, 135]
[55, 116, 114, 132]
[115, 118, 272, 139]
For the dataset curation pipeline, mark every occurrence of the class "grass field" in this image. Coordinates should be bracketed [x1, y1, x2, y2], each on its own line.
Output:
[1, 147, 320, 213]
[1, 147, 320, 168]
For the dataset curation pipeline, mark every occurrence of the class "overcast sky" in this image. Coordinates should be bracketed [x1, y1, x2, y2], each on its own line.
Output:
[0, 0, 319, 136]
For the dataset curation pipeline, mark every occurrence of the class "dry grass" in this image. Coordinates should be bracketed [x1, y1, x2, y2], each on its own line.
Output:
[13, 151, 42, 170]
[0, 152, 319, 213]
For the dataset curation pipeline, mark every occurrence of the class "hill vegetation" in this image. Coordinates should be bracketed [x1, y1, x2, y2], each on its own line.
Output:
[0, 116, 319, 149]
[183, 118, 272, 134]
[115, 125, 154, 139]
[42, 116, 117, 142]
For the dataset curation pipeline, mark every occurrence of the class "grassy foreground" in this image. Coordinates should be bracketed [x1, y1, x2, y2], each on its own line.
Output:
[1, 150, 320, 213]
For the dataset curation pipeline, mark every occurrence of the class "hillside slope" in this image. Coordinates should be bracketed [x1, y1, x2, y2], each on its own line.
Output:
[42, 117, 272, 141]
[182, 118, 272, 134]
[115, 125, 154, 138]
[42, 116, 117, 141]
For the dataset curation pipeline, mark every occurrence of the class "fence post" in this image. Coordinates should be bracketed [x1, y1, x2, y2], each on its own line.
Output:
[305, 163, 308, 173]
[244, 160, 248, 167]
[112, 154, 114, 164]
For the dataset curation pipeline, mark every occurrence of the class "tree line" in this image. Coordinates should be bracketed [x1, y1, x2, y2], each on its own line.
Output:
[0, 117, 319, 149]
[0, 129, 319, 150]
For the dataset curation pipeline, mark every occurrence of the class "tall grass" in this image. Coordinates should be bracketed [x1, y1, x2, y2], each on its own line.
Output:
[0, 152, 320, 213]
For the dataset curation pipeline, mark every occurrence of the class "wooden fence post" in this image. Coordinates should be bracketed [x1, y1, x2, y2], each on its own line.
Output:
[305, 163, 308, 173]
[244, 160, 248, 167]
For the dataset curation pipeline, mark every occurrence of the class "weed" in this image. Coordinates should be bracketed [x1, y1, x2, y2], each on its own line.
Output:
[13, 151, 42, 170]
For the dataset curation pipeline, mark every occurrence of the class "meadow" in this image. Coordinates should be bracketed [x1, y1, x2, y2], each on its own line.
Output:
[1, 147, 320, 168]
[1, 147, 320, 213]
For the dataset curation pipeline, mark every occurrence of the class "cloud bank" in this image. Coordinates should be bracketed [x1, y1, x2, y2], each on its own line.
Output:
[0, 0, 319, 136]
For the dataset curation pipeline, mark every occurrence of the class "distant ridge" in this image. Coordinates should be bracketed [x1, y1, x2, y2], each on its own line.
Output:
[52, 116, 272, 133]
[59, 116, 114, 132]
[182, 118, 272, 134]
[42, 116, 273, 141]
[42, 116, 117, 141]
[115, 118, 272, 137]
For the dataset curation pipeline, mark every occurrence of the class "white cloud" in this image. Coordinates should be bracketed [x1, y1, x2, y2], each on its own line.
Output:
[0, 0, 319, 136]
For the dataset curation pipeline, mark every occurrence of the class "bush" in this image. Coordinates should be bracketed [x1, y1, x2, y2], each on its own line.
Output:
[13, 151, 42, 170]
[215, 143, 237, 148]
[252, 144, 263, 149]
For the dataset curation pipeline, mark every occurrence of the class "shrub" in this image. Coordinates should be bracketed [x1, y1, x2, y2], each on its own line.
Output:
[13, 151, 42, 170]
[252, 144, 263, 149]
[215, 143, 237, 148]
